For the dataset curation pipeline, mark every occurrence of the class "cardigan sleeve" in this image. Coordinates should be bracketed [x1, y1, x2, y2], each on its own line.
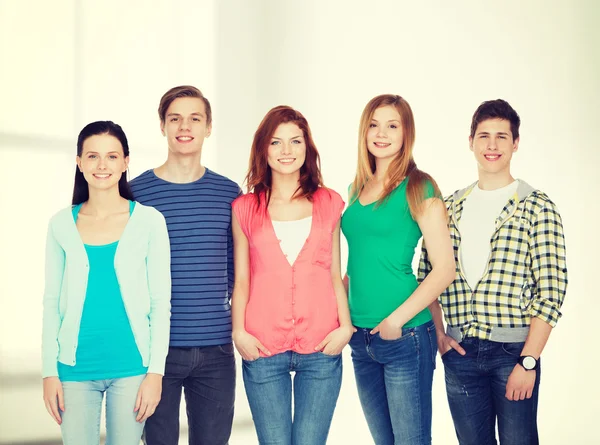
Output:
[146, 209, 172, 375]
[41, 219, 66, 378]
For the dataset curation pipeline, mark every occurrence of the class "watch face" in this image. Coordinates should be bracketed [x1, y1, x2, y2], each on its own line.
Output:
[522, 356, 536, 370]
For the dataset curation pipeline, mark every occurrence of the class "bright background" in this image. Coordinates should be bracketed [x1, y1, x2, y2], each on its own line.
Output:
[1, 0, 598, 443]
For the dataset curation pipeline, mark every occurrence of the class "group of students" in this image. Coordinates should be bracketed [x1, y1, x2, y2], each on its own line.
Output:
[41, 85, 568, 445]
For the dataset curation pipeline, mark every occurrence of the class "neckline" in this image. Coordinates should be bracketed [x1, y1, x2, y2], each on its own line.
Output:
[150, 167, 209, 185]
[264, 191, 318, 269]
[357, 177, 407, 207]
[71, 200, 135, 248]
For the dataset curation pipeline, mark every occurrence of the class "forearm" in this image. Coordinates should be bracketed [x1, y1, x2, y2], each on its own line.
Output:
[333, 278, 352, 328]
[342, 273, 349, 295]
[388, 266, 453, 328]
[231, 282, 249, 335]
[428, 299, 446, 335]
[521, 317, 553, 359]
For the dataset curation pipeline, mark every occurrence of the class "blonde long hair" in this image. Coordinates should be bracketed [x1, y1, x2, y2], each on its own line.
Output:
[350, 94, 441, 219]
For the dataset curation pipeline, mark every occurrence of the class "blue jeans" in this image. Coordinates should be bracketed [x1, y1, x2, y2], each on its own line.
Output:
[242, 351, 342, 445]
[60, 374, 146, 445]
[442, 338, 540, 445]
[349, 320, 437, 445]
[143, 345, 236, 445]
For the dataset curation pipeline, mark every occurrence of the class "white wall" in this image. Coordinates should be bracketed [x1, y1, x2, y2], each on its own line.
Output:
[1, 0, 598, 443]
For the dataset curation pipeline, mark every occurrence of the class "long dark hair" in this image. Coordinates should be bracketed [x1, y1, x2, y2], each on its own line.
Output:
[72, 121, 135, 205]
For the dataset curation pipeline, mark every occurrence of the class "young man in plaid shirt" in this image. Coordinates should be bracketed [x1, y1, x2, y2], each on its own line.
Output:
[419, 99, 567, 445]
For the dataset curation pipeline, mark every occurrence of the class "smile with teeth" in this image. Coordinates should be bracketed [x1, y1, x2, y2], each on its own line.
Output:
[278, 158, 296, 164]
[373, 142, 391, 148]
[176, 136, 194, 142]
[93, 173, 112, 179]
[484, 154, 501, 161]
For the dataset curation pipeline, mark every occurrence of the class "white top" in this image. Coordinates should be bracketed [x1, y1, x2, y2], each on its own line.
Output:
[459, 181, 519, 290]
[272, 216, 312, 265]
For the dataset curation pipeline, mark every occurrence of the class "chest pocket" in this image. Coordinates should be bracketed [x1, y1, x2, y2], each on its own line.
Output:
[312, 226, 333, 269]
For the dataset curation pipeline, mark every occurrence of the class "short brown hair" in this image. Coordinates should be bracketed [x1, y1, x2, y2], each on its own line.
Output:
[158, 85, 212, 125]
[470, 99, 520, 140]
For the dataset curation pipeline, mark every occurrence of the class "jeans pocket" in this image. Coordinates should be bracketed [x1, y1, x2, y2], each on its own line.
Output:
[217, 343, 235, 356]
[427, 324, 438, 369]
[501, 341, 525, 357]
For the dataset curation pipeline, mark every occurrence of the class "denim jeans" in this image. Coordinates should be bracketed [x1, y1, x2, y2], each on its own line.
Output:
[242, 351, 342, 445]
[349, 320, 437, 445]
[143, 345, 236, 445]
[60, 374, 146, 445]
[442, 338, 540, 445]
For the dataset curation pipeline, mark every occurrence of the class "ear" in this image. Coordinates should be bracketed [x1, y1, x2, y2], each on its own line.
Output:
[512, 137, 520, 153]
[76, 156, 82, 172]
[468, 135, 474, 152]
[160, 120, 165, 136]
[123, 156, 130, 172]
[206, 123, 212, 138]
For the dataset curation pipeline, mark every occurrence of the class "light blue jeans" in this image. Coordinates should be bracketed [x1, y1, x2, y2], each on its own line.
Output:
[242, 351, 342, 445]
[60, 374, 146, 445]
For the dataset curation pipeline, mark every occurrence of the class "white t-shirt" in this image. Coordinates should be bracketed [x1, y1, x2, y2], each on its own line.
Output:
[459, 181, 519, 290]
[272, 216, 312, 266]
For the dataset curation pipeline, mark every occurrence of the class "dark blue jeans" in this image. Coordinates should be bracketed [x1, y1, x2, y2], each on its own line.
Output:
[143, 345, 236, 445]
[242, 351, 342, 445]
[349, 320, 437, 445]
[442, 338, 540, 445]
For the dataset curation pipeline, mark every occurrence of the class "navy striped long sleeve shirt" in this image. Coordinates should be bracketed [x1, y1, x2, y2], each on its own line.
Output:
[129, 168, 241, 347]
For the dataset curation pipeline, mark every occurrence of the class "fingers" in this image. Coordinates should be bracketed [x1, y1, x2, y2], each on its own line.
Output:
[134, 388, 142, 413]
[450, 339, 466, 356]
[45, 396, 62, 425]
[255, 341, 271, 356]
[370, 325, 380, 335]
[136, 400, 148, 422]
[57, 386, 65, 412]
[139, 402, 158, 422]
[315, 334, 330, 351]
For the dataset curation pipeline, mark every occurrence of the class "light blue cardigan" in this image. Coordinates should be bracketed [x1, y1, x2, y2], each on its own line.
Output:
[42, 202, 171, 378]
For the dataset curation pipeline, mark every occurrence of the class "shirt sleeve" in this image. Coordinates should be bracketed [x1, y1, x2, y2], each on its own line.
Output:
[527, 200, 568, 327]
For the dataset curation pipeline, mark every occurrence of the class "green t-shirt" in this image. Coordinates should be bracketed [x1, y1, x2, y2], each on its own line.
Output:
[341, 178, 435, 328]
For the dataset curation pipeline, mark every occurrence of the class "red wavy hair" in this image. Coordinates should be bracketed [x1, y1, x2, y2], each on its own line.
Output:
[245, 105, 323, 206]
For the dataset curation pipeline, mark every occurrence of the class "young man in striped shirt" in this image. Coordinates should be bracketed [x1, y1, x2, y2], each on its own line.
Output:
[420, 99, 567, 445]
[130, 86, 240, 445]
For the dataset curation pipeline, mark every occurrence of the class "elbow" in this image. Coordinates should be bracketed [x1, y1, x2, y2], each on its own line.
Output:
[433, 262, 456, 288]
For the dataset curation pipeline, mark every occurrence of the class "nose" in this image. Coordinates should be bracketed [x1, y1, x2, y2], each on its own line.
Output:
[179, 118, 190, 131]
[281, 142, 292, 155]
[376, 126, 387, 138]
[97, 157, 107, 169]
[488, 137, 497, 150]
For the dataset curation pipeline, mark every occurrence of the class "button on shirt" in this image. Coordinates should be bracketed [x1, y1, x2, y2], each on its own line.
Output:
[232, 188, 344, 356]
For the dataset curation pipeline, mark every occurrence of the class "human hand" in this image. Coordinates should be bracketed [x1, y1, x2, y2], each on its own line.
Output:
[438, 333, 466, 356]
[370, 318, 402, 340]
[505, 364, 536, 401]
[134, 373, 163, 422]
[315, 325, 356, 355]
[233, 330, 271, 361]
[43, 376, 64, 425]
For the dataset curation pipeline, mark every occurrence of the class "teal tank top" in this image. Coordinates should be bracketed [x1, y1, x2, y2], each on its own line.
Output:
[58, 201, 148, 381]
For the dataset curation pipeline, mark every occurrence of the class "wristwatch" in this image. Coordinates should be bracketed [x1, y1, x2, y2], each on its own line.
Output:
[518, 355, 538, 371]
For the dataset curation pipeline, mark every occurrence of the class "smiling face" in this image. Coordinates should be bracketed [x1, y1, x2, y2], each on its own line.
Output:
[267, 122, 307, 178]
[366, 105, 404, 161]
[469, 118, 519, 176]
[160, 97, 211, 155]
[77, 134, 129, 192]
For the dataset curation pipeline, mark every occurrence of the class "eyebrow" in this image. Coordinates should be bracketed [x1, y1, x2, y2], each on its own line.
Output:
[477, 131, 510, 136]
[271, 135, 303, 140]
[371, 119, 401, 124]
[166, 112, 205, 117]
[83, 151, 121, 155]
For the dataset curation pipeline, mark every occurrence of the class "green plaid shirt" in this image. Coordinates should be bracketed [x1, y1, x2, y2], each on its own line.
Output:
[418, 180, 567, 341]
